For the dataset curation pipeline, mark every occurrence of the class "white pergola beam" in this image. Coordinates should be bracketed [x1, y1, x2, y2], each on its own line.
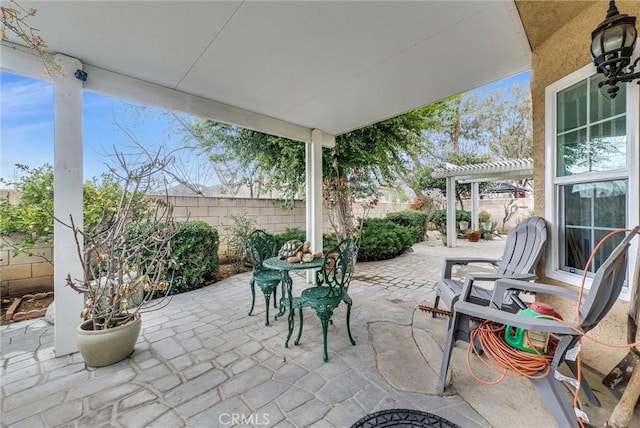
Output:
[433, 159, 534, 247]
[432, 159, 534, 180]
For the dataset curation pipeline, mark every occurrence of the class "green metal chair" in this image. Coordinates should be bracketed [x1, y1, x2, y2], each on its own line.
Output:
[290, 238, 356, 362]
[245, 229, 282, 326]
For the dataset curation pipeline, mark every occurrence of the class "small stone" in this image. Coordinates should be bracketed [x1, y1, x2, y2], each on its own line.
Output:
[44, 302, 55, 324]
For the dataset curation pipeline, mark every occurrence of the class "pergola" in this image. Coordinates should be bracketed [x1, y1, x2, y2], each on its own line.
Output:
[431, 159, 534, 247]
[0, 1, 583, 356]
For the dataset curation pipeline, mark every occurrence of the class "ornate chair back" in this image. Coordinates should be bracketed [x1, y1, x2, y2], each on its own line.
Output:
[246, 229, 278, 272]
[244, 229, 281, 325]
[320, 238, 356, 299]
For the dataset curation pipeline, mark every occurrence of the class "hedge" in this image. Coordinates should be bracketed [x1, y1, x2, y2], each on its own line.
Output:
[274, 228, 307, 249]
[127, 220, 219, 295]
[357, 219, 413, 262]
[274, 221, 412, 263]
[385, 210, 428, 243]
[428, 209, 471, 228]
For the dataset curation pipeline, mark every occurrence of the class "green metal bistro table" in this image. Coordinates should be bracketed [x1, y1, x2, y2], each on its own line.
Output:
[262, 256, 324, 347]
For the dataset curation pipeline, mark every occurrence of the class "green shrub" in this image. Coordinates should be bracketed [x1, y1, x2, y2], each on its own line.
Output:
[273, 229, 341, 254]
[169, 221, 219, 292]
[385, 210, 428, 243]
[357, 219, 412, 262]
[429, 209, 471, 228]
[222, 210, 256, 272]
[457, 210, 472, 224]
[0, 164, 150, 259]
[322, 234, 339, 251]
[274, 228, 341, 255]
[127, 220, 219, 295]
[274, 228, 307, 249]
[274, 223, 411, 262]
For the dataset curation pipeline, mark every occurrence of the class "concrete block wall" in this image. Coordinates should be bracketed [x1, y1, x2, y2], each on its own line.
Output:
[166, 196, 412, 252]
[0, 194, 411, 297]
[0, 238, 53, 297]
[2, 193, 534, 296]
[460, 197, 535, 232]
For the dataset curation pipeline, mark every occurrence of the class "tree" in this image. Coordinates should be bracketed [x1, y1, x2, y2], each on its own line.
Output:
[407, 85, 533, 201]
[422, 93, 486, 160]
[0, 163, 151, 262]
[174, 118, 269, 197]
[192, 106, 444, 238]
[390, 98, 457, 198]
[475, 85, 533, 161]
[0, 1, 62, 75]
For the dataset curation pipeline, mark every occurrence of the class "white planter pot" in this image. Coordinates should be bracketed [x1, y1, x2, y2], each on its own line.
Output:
[76, 316, 141, 367]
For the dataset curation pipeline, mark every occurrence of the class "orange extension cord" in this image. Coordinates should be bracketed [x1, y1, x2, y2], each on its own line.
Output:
[466, 228, 640, 427]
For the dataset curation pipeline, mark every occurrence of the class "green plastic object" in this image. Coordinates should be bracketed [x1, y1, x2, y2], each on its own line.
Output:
[504, 302, 557, 355]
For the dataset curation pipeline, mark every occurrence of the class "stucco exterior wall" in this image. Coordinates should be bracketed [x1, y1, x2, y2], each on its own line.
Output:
[530, 1, 640, 374]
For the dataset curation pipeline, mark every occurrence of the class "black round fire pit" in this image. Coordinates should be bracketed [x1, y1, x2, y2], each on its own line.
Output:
[351, 409, 460, 428]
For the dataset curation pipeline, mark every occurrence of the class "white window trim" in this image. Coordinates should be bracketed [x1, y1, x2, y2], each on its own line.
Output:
[545, 63, 639, 300]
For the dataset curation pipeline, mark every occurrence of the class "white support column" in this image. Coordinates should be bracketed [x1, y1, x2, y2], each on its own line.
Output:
[471, 182, 480, 231]
[53, 55, 85, 356]
[446, 177, 456, 248]
[305, 129, 324, 282]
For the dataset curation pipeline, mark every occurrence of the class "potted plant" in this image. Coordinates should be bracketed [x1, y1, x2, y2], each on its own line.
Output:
[483, 221, 498, 240]
[466, 229, 482, 242]
[478, 210, 492, 232]
[458, 221, 469, 232]
[65, 152, 178, 367]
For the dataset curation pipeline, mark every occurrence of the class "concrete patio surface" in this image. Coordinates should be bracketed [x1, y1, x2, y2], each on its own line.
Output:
[1, 237, 638, 427]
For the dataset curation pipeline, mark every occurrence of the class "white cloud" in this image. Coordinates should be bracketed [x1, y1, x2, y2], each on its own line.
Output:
[0, 76, 54, 121]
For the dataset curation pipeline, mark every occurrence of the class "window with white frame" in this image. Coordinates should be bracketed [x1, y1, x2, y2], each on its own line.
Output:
[546, 65, 638, 289]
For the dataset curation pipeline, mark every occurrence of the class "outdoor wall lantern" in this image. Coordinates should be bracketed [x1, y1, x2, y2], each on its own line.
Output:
[591, 1, 639, 98]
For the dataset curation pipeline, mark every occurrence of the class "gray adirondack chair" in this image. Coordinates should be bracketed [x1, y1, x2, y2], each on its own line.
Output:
[433, 216, 548, 314]
[437, 226, 639, 428]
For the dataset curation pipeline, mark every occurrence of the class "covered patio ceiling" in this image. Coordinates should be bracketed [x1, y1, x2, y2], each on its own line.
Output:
[0, 1, 592, 355]
[3, 1, 535, 138]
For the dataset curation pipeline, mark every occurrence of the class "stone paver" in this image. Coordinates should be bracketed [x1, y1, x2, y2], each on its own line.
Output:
[3, 237, 611, 428]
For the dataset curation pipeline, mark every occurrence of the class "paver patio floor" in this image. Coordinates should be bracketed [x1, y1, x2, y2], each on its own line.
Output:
[1, 237, 637, 427]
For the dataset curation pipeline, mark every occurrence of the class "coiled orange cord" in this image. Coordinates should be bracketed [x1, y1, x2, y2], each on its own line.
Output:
[465, 228, 640, 427]
[467, 321, 554, 385]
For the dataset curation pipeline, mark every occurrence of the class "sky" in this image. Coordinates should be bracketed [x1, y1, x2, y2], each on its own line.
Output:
[0, 70, 187, 184]
[0, 69, 531, 186]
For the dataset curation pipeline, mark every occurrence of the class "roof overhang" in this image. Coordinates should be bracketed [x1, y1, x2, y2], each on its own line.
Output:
[1, 1, 531, 138]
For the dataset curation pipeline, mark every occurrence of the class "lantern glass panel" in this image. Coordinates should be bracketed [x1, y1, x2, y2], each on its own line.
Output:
[624, 24, 637, 48]
[603, 25, 625, 52]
